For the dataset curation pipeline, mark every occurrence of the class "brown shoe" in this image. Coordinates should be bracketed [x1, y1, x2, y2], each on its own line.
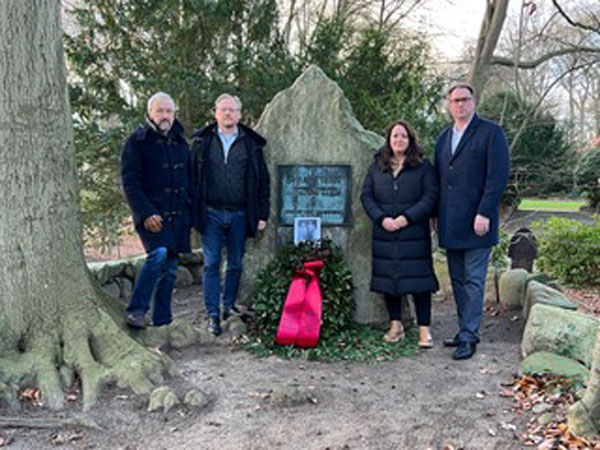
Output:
[383, 320, 405, 343]
[418, 326, 433, 348]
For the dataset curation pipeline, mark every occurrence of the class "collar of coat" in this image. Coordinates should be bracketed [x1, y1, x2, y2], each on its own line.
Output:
[134, 119, 186, 142]
[448, 113, 481, 138]
[192, 122, 266, 147]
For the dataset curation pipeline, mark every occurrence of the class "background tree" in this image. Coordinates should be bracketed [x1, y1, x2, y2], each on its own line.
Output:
[479, 90, 572, 196]
[0, 0, 173, 410]
[303, 21, 444, 150]
[470, 0, 599, 97]
[574, 146, 600, 210]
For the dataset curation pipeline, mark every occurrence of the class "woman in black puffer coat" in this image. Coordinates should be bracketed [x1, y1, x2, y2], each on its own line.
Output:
[361, 120, 439, 347]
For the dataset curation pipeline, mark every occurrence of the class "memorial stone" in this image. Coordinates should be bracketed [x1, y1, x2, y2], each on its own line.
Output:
[241, 65, 389, 323]
[508, 227, 538, 272]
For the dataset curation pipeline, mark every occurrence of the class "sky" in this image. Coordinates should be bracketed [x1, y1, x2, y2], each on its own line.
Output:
[414, 1, 520, 60]
[422, 1, 487, 59]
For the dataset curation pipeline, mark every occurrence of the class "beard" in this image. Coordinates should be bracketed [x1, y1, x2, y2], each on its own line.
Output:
[157, 119, 173, 132]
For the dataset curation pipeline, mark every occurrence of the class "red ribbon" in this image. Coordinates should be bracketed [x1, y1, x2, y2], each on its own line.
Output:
[275, 260, 324, 348]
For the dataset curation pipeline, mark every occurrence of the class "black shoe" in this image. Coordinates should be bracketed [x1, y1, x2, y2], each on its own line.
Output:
[223, 306, 242, 321]
[453, 342, 477, 360]
[443, 337, 460, 347]
[125, 312, 147, 329]
[208, 316, 222, 336]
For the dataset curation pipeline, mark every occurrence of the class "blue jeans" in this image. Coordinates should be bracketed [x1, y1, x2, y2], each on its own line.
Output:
[446, 247, 491, 343]
[202, 208, 247, 318]
[126, 246, 178, 325]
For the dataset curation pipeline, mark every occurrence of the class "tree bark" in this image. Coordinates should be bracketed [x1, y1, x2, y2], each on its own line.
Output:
[568, 327, 600, 438]
[468, 0, 510, 95]
[0, 0, 174, 410]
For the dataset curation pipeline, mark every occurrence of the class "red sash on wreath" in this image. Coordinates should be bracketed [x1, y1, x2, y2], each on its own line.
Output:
[275, 260, 324, 348]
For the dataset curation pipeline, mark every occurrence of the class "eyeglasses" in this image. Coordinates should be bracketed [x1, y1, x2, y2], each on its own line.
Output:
[449, 97, 473, 105]
[216, 107, 240, 113]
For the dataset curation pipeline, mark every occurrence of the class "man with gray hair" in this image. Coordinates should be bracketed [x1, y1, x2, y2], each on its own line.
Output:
[121, 91, 192, 328]
[192, 93, 270, 336]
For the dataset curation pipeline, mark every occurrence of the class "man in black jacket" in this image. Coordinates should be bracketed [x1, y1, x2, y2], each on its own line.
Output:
[192, 94, 270, 335]
[121, 91, 192, 329]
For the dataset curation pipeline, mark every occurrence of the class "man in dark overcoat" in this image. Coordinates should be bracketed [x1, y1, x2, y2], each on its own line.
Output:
[192, 93, 270, 336]
[434, 83, 510, 360]
[121, 91, 192, 328]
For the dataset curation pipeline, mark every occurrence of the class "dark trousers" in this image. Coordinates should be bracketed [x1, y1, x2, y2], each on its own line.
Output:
[126, 246, 178, 325]
[202, 207, 247, 318]
[384, 292, 431, 326]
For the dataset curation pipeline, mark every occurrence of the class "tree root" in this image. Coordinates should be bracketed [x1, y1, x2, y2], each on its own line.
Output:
[0, 306, 179, 411]
[0, 414, 101, 430]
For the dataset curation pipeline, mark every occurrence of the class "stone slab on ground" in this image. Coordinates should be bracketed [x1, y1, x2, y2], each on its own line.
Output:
[522, 303, 598, 367]
[499, 269, 528, 310]
[519, 351, 590, 380]
[523, 280, 576, 320]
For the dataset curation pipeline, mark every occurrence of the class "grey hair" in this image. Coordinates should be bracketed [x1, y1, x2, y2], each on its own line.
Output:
[214, 93, 242, 111]
[147, 91, 176, 114]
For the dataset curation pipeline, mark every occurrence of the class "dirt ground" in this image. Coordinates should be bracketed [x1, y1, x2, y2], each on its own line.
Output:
[1, 283, 532, 450]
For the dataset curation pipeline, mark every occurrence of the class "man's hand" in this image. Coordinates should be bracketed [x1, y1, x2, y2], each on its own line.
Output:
[473, 214, 490, 236]
[144, 214, 163, 233]
[382, 217, 399, 232]
[257, 220, 267, 232]
[394, 215, 408, 229]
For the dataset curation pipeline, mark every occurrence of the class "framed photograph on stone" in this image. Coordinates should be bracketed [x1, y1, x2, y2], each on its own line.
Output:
[294, 217, 321, 246]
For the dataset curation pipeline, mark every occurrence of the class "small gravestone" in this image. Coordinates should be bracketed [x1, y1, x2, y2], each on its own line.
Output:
[239, 65, 390, 323]
[508, 227, 538, 272]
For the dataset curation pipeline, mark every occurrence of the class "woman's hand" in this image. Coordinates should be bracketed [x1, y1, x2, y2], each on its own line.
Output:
[394, 215, 408, 229]
[382, 217, 399, 232]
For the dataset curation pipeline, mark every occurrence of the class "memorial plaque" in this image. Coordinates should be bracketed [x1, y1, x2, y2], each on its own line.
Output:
[278, 165, 351, 225]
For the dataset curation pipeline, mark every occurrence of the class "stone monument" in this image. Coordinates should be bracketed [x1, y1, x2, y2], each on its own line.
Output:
[508, 227, 538, 272]
[241, 65, 388, 323]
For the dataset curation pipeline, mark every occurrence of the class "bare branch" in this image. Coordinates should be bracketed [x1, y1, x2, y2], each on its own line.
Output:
[492, 46, 600, 69]
[551, 0, 600, 35]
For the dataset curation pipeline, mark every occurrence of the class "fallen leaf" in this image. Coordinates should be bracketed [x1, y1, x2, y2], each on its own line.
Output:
[19, 388, 43, 406]
[50, 432, 65, 446]
[487, 428, 496, 436]
[475, 391, 486, 399]
[500, 422, 517, 431]
[248, 391, 270, 399]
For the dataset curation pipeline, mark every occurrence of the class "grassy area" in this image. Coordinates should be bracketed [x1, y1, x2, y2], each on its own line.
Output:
[519, 198, 585, 212]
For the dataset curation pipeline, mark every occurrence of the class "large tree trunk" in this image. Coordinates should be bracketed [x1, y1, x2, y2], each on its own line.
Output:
[568, 327, 600, 438]
[468, 0, 510, 95]
[0, 0, 174, 410]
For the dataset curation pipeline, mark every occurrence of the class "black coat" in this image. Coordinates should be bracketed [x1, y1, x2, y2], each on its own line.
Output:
[361, 155, 439, 295]
[191, 122, 270, 238]
[121, 120, 192, 254]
